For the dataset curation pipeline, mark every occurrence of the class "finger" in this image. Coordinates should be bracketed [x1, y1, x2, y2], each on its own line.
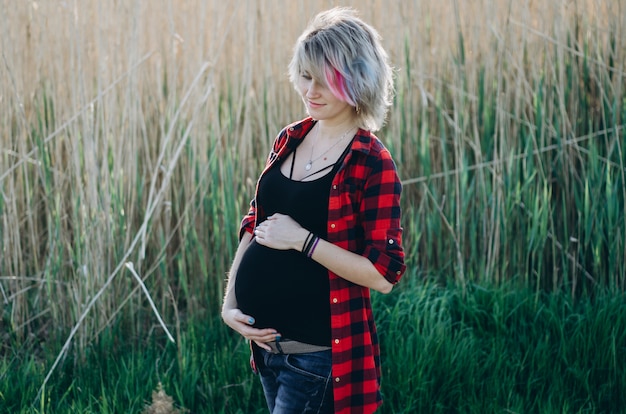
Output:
[238, 314, 256, 325]
[250, 328, 279, 338]
[240, 325, 274, 336]
[255, 233, 270, 247]
[246, 329, 280, 344]
[263, 332, 281, 342]
[230, 309, 254, 325]
[253, 340, 272, 351]
[249, 332, 280, 349]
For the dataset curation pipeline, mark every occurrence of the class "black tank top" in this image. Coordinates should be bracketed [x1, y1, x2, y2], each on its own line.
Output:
[235, 154, 342, 346]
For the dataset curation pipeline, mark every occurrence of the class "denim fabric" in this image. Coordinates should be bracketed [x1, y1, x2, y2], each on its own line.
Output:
[256, 347, 333, 413]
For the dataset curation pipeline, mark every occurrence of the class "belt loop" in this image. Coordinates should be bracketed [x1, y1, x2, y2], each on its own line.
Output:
[275, 340, 285, 354]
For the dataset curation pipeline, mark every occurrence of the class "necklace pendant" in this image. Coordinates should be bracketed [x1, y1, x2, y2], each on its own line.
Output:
[305, 162, 312, 171]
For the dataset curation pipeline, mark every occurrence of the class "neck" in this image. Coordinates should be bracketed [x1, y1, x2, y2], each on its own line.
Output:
[315, 116, 358, 141]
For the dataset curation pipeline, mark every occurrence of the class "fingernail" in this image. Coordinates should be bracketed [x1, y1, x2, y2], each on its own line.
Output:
[275, 334, 281, 341]
[248, 317, 255, 324]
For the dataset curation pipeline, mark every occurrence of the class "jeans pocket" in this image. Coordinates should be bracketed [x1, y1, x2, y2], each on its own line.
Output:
[284, 350, 332, 382]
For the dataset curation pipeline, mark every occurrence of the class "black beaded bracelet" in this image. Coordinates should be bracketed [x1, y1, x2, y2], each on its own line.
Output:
[302, 232, 313, 253]
[307, 236, 320, 258]
[302, 233, 317, 257]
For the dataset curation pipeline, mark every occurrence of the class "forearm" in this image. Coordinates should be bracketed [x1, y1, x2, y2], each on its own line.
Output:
[222, 231, 253, 311]
[254, 214, 394, 293]
[308, 235, 393, 294]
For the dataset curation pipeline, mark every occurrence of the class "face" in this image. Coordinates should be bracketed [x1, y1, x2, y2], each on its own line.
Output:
[296, 71, 355, 125]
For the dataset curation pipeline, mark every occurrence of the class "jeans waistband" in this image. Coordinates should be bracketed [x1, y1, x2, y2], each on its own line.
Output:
[266, 339, 331, 354]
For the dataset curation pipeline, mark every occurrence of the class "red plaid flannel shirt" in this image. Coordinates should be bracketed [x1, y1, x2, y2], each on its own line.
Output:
[240, 117, 406, 413]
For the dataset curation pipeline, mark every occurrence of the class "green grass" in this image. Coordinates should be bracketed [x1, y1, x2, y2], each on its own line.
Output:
[0, 320, 266, 413]
[377, 280, 626, 413]
[2, 282, 625, 413]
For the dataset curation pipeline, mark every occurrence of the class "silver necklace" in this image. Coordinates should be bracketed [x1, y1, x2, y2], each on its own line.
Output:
[305, 125, 355, 171]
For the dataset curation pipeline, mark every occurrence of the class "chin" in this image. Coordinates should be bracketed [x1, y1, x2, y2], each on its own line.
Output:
[305, 109, 321, 120]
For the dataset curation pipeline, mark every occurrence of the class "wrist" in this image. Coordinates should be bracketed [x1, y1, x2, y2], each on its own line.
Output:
[301, 231, 312, 253]
[302, 233, 321, 258]
[298, 229, 311, 252]
[221, 296, 237, 313]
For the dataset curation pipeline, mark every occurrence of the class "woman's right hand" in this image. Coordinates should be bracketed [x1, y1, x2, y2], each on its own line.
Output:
[221, 308, 280, 351]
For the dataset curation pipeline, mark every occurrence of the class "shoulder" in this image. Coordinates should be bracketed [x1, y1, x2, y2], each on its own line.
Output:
[284, 117, 314, 134]
[352, 130, 398, 171]
[272, 117, 314, 151]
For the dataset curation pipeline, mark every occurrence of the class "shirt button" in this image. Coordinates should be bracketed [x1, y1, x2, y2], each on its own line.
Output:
[289, 127, 294, 131]
[397, 270, 402, 275]
[335, 377, 341, 383]
[334, 339, 340, 344]
[388, 239, 394, 244]
[333, 185, 337, 190]
[330, 224, 336, 229]
[332, 298, 338, 303]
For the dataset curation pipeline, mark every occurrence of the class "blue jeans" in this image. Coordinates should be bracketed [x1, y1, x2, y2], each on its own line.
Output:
[255, 347, 333, 413]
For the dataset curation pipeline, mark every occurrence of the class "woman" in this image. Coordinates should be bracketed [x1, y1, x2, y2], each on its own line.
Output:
[222, 7, 405, 413]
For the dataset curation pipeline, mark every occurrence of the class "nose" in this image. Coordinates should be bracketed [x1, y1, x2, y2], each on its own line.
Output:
[306, 79, 321, 98]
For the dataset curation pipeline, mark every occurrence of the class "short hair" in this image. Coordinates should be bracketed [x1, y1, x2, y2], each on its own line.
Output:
[288, 7, 394, 132]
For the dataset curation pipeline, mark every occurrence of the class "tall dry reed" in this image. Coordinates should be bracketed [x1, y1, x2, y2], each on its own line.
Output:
[0, 0, 624, 368]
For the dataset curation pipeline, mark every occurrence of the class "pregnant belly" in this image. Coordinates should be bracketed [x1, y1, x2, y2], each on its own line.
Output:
[234, 239, 330, 340]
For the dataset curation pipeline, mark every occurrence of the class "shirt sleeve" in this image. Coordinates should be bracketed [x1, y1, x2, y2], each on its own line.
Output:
[239, 198, 257, 240]
[238, 129, 288, 241]
[361, 148, 406, 284]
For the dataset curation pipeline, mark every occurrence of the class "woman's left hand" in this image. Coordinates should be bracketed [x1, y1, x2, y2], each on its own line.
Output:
[254, 213, 308, 251]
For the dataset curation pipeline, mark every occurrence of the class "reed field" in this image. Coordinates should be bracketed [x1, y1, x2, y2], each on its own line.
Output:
[1, 0, 625, 412]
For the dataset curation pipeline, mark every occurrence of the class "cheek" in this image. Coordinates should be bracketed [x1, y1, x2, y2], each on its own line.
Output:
[296, 78, 308, 96]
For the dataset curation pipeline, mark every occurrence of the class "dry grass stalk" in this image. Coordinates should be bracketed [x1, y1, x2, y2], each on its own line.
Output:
[142, 382, 187, 414]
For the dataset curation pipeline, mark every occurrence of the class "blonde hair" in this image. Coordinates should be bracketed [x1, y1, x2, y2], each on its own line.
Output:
[288, 7, 394, 132]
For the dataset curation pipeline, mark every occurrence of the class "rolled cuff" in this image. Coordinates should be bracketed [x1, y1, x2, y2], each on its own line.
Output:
[239, 212, 256, 241]
[363, 227, 406, 284]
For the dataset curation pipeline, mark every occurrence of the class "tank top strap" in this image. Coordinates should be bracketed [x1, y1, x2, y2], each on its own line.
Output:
[300, 137, 354, 181]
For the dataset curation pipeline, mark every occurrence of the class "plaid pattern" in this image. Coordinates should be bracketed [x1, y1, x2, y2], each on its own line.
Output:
[240, 117, 406, 413]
